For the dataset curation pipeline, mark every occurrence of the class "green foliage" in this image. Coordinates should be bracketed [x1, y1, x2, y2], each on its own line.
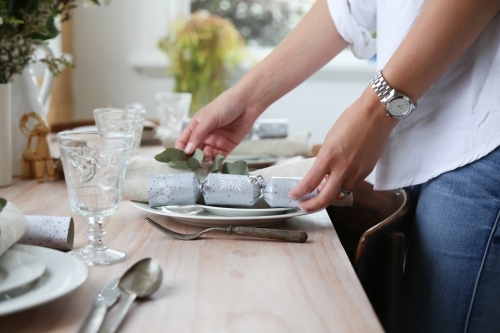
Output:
[155, 147, 186, 163]
[154, 147, 249, 175]
[158, 10, 246, 114]
[0, 0, 100, 83]
[221, 160, 249, 175]
[208, 154, 225, 172]
[0, 197, 6, 214]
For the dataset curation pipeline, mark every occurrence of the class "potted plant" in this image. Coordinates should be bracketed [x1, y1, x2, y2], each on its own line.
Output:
[0, 0, 101, 186]
[158, 10, 246, 115]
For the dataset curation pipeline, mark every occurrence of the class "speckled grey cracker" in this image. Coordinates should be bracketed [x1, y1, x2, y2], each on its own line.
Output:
[148, 173, 201, 208]
[263, 177, 318, 208]
[203, 174, 261, 207]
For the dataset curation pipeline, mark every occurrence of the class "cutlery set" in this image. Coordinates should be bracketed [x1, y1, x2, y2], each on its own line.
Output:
[80, 216, 306, 332]
[79, 258, 162, 333]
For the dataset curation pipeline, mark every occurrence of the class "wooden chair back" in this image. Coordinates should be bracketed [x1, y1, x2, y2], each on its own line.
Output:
[326, 181, 412, 333]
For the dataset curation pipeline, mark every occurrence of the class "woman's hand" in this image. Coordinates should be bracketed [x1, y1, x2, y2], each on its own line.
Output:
[289, 87, 400, 211]
[175, 87, 263, 159]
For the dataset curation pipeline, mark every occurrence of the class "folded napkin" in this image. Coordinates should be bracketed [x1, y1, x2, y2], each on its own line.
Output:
[0, 202, 30, 257]
[158, 131, 312, 158]
[122, 156, 352, 206]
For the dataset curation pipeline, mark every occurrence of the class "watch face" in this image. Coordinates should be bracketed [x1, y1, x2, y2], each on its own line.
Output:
[387, 97, 411, 117]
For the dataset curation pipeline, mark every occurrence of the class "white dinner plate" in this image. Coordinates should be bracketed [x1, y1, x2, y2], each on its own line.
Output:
[0, 245, 88, 316]
[132, 201, 322, 227]
[0, 250, 46, 294]
[196, 204, 293, 217]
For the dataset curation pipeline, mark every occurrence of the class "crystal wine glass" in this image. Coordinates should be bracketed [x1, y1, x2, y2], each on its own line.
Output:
[155, 92, 192, 135]
[57, 131, 132, 265]
[93, 108, 146, 160]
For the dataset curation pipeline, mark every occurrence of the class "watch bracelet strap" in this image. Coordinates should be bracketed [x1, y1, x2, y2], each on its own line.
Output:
[369, 70, 392, 100]
[370, 70, 418, 107]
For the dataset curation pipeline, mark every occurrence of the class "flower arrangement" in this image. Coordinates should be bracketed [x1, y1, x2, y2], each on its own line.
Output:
[158, 10, 246, 114]
[0, 0, 100, 83]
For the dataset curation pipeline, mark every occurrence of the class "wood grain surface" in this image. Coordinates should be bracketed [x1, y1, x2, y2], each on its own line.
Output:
[0, 148, 383, 333]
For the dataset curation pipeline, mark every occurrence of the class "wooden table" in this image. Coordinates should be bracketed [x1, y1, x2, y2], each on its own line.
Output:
[0, 148, 383, 333]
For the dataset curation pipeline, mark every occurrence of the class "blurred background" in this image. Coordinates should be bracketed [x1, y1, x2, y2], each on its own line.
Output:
[43, 0, 376, 147]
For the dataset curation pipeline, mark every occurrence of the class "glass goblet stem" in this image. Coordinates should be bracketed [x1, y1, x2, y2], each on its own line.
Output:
[67, 216, 126, 266]
[83, 216, 107, 252]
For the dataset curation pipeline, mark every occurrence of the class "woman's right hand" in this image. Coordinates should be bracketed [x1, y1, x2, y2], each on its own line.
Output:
[175, 86, 263, 159]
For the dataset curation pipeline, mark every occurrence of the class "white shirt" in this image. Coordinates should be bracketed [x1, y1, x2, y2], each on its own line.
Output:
[327, 0, 500, 190]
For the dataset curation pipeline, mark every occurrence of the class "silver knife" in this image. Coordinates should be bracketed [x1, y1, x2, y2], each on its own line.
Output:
[78, 278, 121, 333]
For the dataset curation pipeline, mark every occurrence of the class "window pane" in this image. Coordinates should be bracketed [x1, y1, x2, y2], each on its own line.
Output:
[191, 0, 315, 47]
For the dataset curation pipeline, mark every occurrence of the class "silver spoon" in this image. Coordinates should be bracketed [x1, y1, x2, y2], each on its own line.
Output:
[98, 258, 163, 333]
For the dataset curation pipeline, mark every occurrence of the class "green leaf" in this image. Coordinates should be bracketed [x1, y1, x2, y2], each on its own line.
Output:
[209, 154, 225, 172]
[192, 148, 204, 162]
[221, 160, 249, 175]
[167, 160, 190, 169]
[187, 157, 200, 170]
[154, 150, 170, 163]
[155, 148, 186, 163]
[0, 197, 6, 214]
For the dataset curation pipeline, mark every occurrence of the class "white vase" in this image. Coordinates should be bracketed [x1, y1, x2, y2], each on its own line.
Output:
[10, 45, 54, 176]
[0, 83, 12, 187]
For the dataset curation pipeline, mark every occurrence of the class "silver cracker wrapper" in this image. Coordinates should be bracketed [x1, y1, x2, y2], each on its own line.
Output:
[203, 173, 261, 207]
[148, 173, 201, 208]
[17, 215, 74, 251]
[253, 118, 288, 139]
[263, 177, 318, 208]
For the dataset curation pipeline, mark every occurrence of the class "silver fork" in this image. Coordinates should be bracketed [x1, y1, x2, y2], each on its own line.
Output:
[145, 217, 308, 243]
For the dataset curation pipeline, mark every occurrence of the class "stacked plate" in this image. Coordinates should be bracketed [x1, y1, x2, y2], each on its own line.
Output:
[0, 245, 87, 316]
[132, 201, 320, 228]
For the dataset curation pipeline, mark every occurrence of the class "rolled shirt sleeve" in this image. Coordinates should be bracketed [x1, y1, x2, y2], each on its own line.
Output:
[327, 0, 377, 59]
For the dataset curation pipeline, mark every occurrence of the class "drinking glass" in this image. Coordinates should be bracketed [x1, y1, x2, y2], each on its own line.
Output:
[93, 108, 146, 159]
[155, 92, 192, 134]
[57, 131, 132, 265]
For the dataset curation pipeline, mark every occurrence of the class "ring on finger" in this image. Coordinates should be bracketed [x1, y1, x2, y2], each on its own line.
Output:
[339, 187, 352, 198]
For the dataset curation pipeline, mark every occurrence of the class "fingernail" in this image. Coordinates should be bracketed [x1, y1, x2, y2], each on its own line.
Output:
[185, 142, 194, 153]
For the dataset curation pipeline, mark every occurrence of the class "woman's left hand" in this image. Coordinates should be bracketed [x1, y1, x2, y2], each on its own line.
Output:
[289, 86, 400, 211]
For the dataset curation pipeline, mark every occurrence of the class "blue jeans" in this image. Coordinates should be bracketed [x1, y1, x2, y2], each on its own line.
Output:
[401, 146, 500, 333]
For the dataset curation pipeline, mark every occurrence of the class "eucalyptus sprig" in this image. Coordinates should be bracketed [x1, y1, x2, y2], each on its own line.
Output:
[154, 148, 249, 175]
[0, 197, 6, 214]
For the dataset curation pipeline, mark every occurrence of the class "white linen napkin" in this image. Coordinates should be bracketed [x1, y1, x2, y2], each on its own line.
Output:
[0, 202, 30, 257]
[158, 131, 312, 158]
[122, 156, 352, 206]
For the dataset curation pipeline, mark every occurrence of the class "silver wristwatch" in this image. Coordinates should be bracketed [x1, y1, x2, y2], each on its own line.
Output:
[370, 70, 417, 119]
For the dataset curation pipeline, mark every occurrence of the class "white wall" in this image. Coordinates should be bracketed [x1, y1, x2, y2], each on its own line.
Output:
[72, 0, 376, 147]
